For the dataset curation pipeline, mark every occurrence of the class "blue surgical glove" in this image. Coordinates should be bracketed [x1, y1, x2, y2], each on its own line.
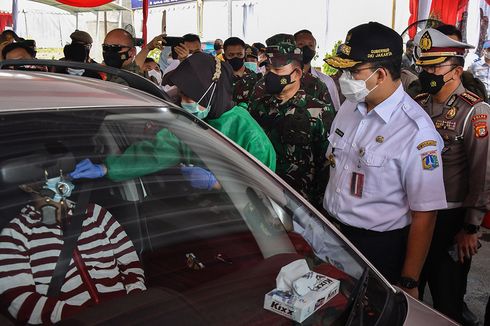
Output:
[180, 166, 217, 190]
[69, 159, 106, 179]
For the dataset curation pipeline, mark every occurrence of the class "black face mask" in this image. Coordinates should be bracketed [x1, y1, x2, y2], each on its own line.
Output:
[418, 68, 455, 95]
[214, 44, 222, 51]
[264, 70, 295, 95]
[302, 46, 316, 65]
[103, 49, 130, 69]
[227, 57, 244, 71]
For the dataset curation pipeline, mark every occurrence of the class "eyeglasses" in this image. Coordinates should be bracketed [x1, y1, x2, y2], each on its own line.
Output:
[343, 66, 379, 76]
[422, 64, 456, 73]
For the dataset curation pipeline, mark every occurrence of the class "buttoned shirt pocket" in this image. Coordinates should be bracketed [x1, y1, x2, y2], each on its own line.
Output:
[359, 150, 388, 193]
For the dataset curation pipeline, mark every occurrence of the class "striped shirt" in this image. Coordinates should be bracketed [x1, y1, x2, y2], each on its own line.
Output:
[0, 203, 145, 324]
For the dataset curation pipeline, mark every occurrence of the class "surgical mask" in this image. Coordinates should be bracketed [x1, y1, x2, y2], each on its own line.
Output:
[244, 61, 258, 73]
[103, 49, 131, 69]
[44, 176, 75, 203]
[302, 46, 316, 65]
[418, 68, 455, 95]
[180, 80, 218, 120]
[67, 67, 85, 76]
[227, 57, 244, 71]
[264, 70, 295, 95]
[148, 69, 162, 85]
[339, 69, 380, 103]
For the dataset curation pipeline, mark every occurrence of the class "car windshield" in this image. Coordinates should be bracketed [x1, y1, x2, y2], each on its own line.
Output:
[0, 107, 400, 325]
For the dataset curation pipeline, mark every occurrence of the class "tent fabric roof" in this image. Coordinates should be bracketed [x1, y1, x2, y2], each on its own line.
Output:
[30, 0, 130, 13]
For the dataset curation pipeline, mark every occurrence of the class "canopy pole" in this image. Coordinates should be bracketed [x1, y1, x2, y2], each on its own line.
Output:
[142, 0, 148, 46]
[12, 0, 18, 33]
[75, 12, 78, 30]
[391, 0, 396, 29]
[95, 11, 99, 44]
[228, 0, 232, 37]
[104, 11, 107, 36]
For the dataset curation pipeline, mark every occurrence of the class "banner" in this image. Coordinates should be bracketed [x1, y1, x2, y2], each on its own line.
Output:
[0, 12, 12, 32]
[57, 0, 113, 7]
[131, 0, 189, 9]
[408, 0, 469, 39]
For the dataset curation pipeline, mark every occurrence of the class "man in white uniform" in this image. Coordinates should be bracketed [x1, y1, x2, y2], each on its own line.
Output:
[323, 22, 447, 298]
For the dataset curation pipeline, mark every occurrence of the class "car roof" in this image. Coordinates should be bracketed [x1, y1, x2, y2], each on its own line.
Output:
[0, 70, 167, 112]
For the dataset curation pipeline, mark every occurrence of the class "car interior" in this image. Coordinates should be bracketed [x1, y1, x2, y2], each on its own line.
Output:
[0, 107, 392, 325]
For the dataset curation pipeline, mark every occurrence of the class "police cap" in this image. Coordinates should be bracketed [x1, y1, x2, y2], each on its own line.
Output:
[414, 28, 474, 66]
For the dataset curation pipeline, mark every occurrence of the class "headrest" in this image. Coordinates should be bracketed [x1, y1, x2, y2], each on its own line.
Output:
[0, 148, 75, 185]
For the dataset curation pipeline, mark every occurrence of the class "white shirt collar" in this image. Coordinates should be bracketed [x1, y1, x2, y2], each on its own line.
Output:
[355, 84, 404, 124]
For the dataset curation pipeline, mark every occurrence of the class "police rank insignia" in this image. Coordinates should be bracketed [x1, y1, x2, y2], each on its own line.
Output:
[445, 107, 458, 120]
[474, 122, 488, 138]
[421, 150, 439, 170]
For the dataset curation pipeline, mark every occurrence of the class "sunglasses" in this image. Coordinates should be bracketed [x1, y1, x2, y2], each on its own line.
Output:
[102, 44, 131, 53]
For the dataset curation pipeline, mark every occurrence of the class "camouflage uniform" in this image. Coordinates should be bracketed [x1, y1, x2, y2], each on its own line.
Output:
[232, 67, 260, 105]
[106, 61, 147, 85]
[250, 89, 335, 208]
[247, 34, 336, 208]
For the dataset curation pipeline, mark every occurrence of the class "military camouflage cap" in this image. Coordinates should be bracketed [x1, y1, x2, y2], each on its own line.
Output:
[265, 33, 303, 67]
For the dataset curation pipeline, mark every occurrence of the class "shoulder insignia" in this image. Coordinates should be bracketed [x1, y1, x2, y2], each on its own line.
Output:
[459, 91, 483, 106]
[417, 140, 437, 150]
[421, 150, 439, 171]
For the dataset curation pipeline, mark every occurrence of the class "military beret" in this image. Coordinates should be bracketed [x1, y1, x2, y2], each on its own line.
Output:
[326, 22, 402, 69]
[414, 28, 474, 66]
[265, 33, 302, 67]
[70, 30, 93, 45]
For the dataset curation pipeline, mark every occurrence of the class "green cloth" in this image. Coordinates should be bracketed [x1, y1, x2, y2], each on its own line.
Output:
[105, 104, 276, 181]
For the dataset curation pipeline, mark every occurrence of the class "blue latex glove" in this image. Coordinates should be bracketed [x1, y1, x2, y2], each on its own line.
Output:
[69, 159, 106, 179]
[180, 166, 217, 190]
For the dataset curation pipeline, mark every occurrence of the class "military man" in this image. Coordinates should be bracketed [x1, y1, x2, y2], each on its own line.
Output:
[223, 37, 260, 105]
[249, 34, 333, 107]
[248, 35, 335, 209]
[102, 29, 164, 85]
[414, 27, 490, 324]
[323, 22, 446, 297]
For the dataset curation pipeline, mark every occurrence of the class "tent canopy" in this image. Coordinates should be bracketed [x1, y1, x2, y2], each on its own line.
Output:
[30, 0, 130, 13]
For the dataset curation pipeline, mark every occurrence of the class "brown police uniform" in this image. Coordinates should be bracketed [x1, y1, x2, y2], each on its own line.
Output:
[414, 27, 490, 324]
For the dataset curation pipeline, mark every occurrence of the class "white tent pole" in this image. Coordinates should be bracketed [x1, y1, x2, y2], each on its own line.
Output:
[228, 0, 232, 37]
[75, 12, 78, 29]
[96, 11, 100, 43]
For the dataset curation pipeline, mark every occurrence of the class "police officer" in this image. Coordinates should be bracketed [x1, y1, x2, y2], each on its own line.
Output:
[248, 34, 335, 210]
[413, 27, 490, 324]
[223, 37, 260, 105]
[323, 22, 447, 297]
[249, 34, 333, 106]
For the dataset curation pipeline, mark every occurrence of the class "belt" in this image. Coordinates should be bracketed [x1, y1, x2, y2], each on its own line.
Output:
[327, 216, 410, 236]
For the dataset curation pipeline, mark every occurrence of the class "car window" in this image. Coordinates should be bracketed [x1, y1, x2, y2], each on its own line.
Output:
[0, 108, 400, 325]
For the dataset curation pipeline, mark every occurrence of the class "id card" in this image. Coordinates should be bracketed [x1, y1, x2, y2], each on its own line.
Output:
[350, 172, 364, 198]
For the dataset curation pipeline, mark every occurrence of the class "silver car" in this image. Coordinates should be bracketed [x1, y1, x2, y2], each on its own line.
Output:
[0, 65, 457, 325]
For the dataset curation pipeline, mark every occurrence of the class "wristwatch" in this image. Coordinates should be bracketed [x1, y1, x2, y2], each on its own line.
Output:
[463, 223, 480, 234]
[399, 276, 419, 289]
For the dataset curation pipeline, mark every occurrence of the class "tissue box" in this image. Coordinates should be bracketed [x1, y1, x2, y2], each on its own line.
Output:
[263, 272, 340, 322]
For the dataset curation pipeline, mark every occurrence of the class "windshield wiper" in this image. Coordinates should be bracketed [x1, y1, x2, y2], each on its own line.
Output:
[345, 266, 370, 326]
